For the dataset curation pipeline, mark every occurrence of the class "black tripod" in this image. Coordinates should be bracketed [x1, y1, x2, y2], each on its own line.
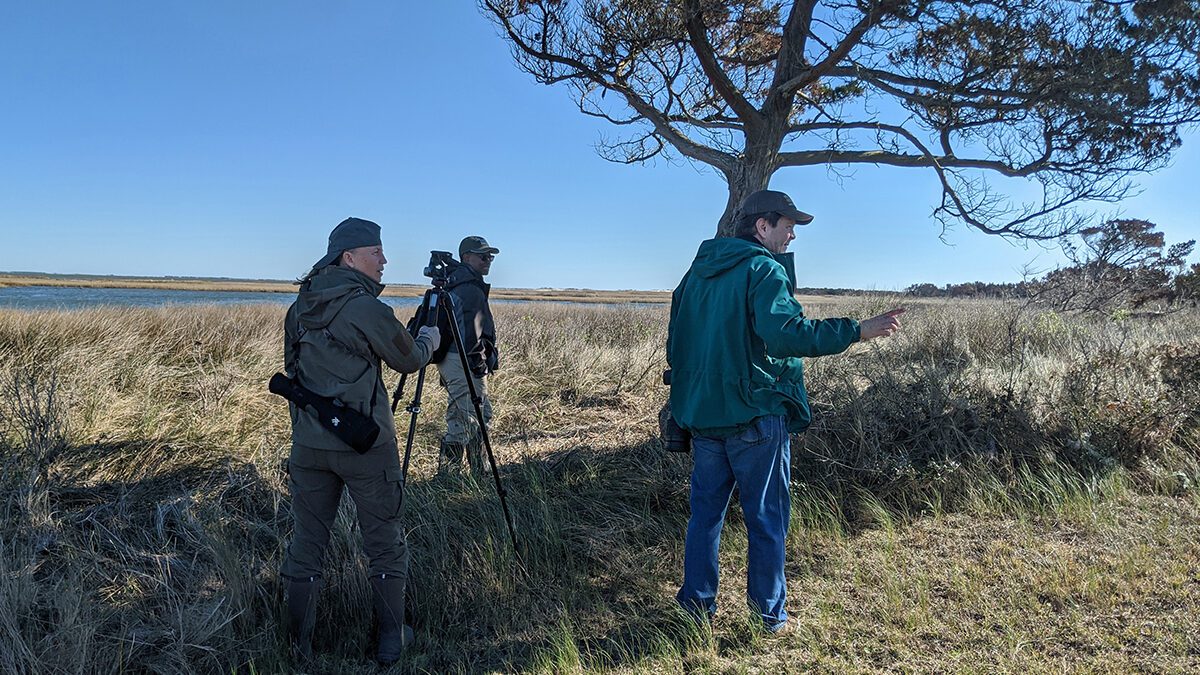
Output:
[390, 276, 521, 564]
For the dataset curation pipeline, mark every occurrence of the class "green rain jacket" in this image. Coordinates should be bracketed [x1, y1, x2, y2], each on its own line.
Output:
[667, 236, 861, 438]
[284, 265, 432, 452]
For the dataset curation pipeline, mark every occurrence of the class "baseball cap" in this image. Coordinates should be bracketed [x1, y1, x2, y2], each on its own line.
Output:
[739, 190, 814, 225]
[311, 217, 382, 270]
[459, 236, 500, 258]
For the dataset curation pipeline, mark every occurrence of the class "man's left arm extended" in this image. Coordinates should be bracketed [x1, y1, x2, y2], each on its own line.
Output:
[749, 265, 902, 358]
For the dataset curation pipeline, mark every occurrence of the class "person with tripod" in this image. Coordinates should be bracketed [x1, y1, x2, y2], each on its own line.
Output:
[436, 236, 500, 475]
[390, 248, 522, 563]
[667, 190, 904, 634]
[279, 217, 440, 665]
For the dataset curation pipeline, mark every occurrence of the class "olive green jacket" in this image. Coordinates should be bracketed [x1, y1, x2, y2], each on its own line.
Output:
[284, 265, 433, 452]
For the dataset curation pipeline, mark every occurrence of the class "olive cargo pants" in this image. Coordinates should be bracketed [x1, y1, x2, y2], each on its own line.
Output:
[280, 443, 409, 580]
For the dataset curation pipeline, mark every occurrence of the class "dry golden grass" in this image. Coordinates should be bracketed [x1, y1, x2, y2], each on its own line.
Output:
[0, 297, 1198, 673]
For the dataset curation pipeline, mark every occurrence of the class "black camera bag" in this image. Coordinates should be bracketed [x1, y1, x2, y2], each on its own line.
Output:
[659, 370, 692, 453]
[269, 373, 380, 454]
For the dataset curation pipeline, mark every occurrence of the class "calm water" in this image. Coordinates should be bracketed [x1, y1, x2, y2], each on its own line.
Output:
[0, 286, 424, 311]
[0, 285, 650, 311]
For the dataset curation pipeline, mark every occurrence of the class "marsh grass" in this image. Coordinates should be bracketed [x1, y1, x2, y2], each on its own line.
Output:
[1, 299, 1198, 673]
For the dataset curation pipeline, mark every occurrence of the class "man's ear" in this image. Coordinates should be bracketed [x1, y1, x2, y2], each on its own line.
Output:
[754, 217, 770, 237]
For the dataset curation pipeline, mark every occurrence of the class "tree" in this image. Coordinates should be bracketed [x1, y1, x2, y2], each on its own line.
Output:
[905, 282, 941, 297]
[1032, 218, 1196, 312]
[1176, 263, 1200, 304]
[480, 0, 1200, 237]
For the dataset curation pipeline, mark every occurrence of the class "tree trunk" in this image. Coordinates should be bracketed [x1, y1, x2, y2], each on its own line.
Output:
[715, 153, 775, 237]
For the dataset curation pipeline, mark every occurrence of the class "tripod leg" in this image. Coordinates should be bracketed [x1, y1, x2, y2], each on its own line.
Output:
[461, 382, 492, 475]
[391, 289, 435, 415]
[438, 290, 522, 565]
[440, 362, 488, 475]
[396, 288, 439, 512]
[398, 366, 426, 505]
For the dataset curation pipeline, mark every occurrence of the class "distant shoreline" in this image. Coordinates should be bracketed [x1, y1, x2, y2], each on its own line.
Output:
[0, 272, 673, 304]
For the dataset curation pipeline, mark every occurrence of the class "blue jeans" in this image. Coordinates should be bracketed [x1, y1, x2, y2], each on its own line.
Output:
[677, 415, 790, 629]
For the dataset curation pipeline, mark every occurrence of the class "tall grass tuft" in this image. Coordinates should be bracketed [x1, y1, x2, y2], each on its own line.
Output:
[0, 299, 1197, 672]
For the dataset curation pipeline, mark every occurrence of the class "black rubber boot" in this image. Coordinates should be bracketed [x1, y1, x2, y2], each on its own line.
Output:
[286, 576, 321, 662]
[370, 573, 413, 665]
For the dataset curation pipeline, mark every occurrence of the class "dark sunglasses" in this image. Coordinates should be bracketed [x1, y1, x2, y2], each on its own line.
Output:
[472, 252, 495, 262]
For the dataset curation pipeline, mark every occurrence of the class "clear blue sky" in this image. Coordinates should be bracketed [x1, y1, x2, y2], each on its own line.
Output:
[2, 2, 1197, 291]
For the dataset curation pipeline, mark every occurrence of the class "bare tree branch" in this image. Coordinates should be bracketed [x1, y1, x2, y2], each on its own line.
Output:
[681, 0, 763, 125]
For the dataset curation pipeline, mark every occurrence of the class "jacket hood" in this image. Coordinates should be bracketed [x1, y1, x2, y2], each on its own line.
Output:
[691, 237, 798, 290]
[448, 260, 490, 293]
[448, 261, 482, 284]
[295, 265, 383, 330]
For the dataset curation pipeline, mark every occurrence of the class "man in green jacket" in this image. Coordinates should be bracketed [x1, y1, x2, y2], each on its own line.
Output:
[668, 190, 903, 632]
[281, 217, 441, 665]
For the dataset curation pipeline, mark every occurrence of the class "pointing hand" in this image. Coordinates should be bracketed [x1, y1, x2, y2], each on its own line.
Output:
[859, 308, 905, 341]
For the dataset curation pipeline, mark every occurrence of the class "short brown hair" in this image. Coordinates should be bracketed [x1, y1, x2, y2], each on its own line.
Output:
[734, 211, 783, 238]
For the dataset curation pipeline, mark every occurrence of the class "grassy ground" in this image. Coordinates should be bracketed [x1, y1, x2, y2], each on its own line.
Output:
[0, 298, 1198, 673]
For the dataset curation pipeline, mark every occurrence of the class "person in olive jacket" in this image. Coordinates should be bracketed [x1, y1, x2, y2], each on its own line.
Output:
[436, 235, 500, 474]
[667, 190, 904, 633]
[280, 217, 440, 665]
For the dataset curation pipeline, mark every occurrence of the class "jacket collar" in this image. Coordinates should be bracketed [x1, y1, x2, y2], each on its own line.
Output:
[313, 264, 385, 297]
[450, 261, 490, 290]
[736, 235, 797, 292]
